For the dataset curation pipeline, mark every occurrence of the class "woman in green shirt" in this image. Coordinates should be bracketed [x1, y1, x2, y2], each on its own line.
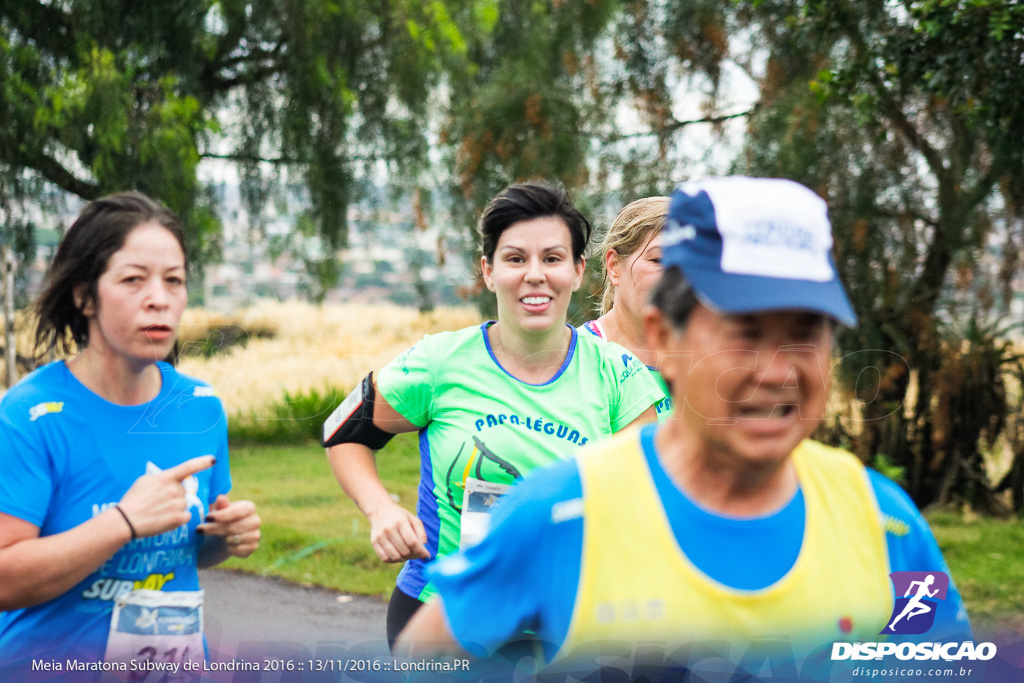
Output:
[323, 181, 662, 647]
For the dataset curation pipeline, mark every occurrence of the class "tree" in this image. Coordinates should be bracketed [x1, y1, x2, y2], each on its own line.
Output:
[6, 2, 1023, 512]
[0, 0, 469, 277]
[718, 0, 1024, 511]
[479, 0, 1023, 511]
[1, 1, 750, 312]
[438, 0, 752, 316]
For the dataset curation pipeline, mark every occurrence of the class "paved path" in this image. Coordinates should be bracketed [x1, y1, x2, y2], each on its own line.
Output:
[200, 568, 392, 665]
[196, 570, 484, 681]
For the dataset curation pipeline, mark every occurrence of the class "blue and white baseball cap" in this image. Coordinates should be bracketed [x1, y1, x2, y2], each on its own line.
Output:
[661, 177, 857, 326]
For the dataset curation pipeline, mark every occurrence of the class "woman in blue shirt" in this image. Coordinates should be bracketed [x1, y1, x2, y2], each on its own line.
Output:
[0, 193, 261, 674]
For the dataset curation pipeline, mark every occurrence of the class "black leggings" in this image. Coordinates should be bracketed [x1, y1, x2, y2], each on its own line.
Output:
[387, 585, 541, 662]
[386, 586, 425, 651]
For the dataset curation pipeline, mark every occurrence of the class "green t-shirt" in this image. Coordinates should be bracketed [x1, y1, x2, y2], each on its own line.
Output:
[378, 322, 663, 601]
[578, 319, 674, 420]
[649, 369, 673, 420]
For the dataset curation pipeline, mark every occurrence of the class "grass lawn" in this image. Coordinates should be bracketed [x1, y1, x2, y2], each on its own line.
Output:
[222, 439, 1024, 629]
[929, 511, 1024, 633]
[219, 435, 423, 600]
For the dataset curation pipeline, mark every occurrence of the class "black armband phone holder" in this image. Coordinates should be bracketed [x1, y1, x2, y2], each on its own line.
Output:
[322, 372, 395, 450]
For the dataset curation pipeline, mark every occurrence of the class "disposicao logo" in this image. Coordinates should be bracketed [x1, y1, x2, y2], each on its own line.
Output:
[883, 571, 948, 635]
[831, 571, 997, 663]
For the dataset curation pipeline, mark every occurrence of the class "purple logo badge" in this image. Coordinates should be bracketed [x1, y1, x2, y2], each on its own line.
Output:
[881, 571, 949, 635]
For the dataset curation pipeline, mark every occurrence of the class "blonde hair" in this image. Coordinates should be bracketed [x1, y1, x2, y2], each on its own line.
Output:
[597, 196, 670, 315]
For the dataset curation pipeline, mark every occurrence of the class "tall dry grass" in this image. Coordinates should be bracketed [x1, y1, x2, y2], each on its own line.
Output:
[0, 311, 40, 382]
[177, 300, 480, 418]
[1, 300, 479, 417]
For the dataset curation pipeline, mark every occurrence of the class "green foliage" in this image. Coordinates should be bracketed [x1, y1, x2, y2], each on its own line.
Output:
[442, 0, 622, 227]
[220, 436, 424, 596]
[228, 386, 349, 444]
[177, 322, 277, 359]
[929, 511, 1024, 630]
[871, 453, 907, 487]
[299, 257, 342, 305]
[1, 0, 475, 276]
[724, 0, 1024, 510]
[2, 3, 221, 264]
[4, 0, 752, 300]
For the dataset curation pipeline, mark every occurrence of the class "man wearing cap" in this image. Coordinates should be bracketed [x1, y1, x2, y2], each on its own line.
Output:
[395, 177, 970, 673]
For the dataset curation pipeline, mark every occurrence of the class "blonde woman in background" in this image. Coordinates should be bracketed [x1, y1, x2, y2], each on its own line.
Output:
[580, 196, 673, 419]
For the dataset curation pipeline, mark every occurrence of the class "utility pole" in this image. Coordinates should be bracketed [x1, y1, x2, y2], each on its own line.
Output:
[2, 244, 15, 389]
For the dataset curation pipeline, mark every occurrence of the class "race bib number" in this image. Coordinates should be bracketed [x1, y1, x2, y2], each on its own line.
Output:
[105, 589, 204, 681]
[459, 477, 510, 549]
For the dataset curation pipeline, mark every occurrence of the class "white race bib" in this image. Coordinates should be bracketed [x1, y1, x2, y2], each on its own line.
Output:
[105, 589, 204, 681]
[459, 477, 510, 549]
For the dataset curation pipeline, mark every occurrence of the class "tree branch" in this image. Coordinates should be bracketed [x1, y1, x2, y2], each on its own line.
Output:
[836, 0, 958, 318]
[829, 204, 940, 230]
[202, 152, 306, 164]
[960, 152, 1011, 219]
[199, 37, 284, 97]
[594, 106, 758, 142]
[874, 89, 949, 188]
[16, 150, 100, 200]
[200, 151, 375, 164]
[211, 12, 248, 67]
[216, 44, 283, 72]
[838, 9, 950, 190]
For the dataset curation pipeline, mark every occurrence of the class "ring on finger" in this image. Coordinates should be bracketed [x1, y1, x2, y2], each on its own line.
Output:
[229, 534, 242, 545]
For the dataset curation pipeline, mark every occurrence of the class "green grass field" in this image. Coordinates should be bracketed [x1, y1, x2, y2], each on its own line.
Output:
[222, 439, 1024, 630]
[928, 512, 1024, 632]
[219, 435, 422, 598]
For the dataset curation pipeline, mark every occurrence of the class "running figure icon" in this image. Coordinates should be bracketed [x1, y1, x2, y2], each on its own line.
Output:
[888, 574, 939, 631]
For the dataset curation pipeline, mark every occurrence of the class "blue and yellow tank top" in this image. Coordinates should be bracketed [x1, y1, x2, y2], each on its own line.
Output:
[562, 434, 893, 658]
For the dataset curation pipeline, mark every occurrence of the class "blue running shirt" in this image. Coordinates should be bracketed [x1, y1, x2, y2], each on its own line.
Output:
[0, 361, 231, 668]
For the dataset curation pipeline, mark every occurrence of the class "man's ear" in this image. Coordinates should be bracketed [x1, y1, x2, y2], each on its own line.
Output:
[73, 284, 95, 316]
[645, 305, 685, 388]
[644, 305, 671, 354]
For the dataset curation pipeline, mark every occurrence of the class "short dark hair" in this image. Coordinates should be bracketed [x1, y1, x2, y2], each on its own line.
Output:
[34, 192, 186, 357]
[649, 265, 699, 330]
[478, 181, 593, 264]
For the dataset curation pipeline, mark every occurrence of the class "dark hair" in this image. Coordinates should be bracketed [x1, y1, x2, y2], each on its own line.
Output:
[478, 181, 593, 264]
[34, 192, 186, 357]
[651, 266, 840, 335]
[649, 266, 699, 330]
